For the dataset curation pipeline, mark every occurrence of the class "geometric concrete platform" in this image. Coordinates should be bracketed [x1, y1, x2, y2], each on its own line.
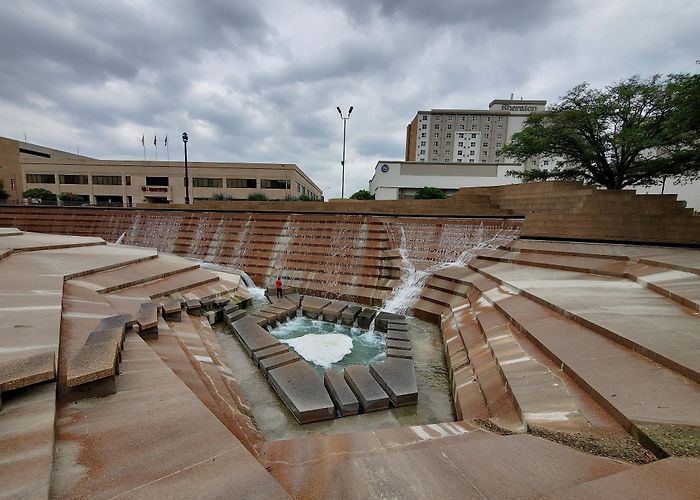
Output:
[369, 357, 418, 407]
[268, 361, 335, 424]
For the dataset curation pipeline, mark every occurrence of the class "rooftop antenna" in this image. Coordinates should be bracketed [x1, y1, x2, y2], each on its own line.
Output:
[24, 133, 27, 142]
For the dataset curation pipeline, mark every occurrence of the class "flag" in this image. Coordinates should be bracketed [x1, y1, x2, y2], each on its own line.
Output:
[141, 134, 144, 146]
[153, 135, 157, 146]
[164, 135, 168, 147]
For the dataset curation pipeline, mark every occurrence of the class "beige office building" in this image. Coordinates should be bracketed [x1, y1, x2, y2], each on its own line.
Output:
[0, 136, 322, 205]
[405, 98, 547, 166]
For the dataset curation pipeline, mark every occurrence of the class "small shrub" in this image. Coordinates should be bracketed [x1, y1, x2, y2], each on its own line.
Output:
[350, 189, 374, 200]
[58, 192, 84, 202]
[22, 187, 56, 201]
[298, 194, 313, 201]
[284, 194, 299, 201]
[211, 192, 234, 200]
[414, 186, 446, 199]
[248, 192, 268, 201]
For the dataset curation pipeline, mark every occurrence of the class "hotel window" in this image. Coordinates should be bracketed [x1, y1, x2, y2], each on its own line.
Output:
[485, 125, 490, 131]
[420, 149, 426, 155]
[470, 133, 477, 139]
[59, 174, 88, 185]
[421, 124, 427, 130]
[543, 160, 549, 166]
[422, 115, 428, 121]
[146, 176, 169, 186]
[447, 115, 453, 120]
[435, 115, 441, 121]
[26, 173, 55, 184]
[459, 115, 465, 121]
[496, 142, 501, 148]
[486, 116, 491, 122]
[459, 124, 465, 130]
[469, 159, 475, 163]
[497, 133, 502, 139]
[483, 150, 488, 156]
[92, 175, 121, 185]
[420, 141, 426, 146]
[471, 142, 476, 147]
[193, 177, 223, 188]
[471, 125, 477, 130]
[227, 178, 256, 188]
[433, 149, 438, 155]
[498, 116, 504, 122]
[434, 124, 440, 130]
[446, 133, 452, 138]
[472, 116, 478, 122]
[484, 133, 489, 139]
[458, 142, 464, 147]
[447, 124, 452, 130]
[444, 158, 449, 162]
[483, 142, 488, 148]
[125, 176, 131, 186]
[261, 179, 290, 189]
[446, 141, 451, 146]
[434, 133, 439, 138]
[421, 132, 426, 138]
[434, 141, 439, 147]
[470, 151, 475, 156]
[457, 151, 463, 156]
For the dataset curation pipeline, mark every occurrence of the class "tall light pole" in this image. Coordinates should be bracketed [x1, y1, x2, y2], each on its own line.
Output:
[336, 106, 353, 198]
[182, 132, 190, 205]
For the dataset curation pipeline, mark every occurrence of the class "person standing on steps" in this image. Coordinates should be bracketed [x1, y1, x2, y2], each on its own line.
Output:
[275, 276, 283, 298]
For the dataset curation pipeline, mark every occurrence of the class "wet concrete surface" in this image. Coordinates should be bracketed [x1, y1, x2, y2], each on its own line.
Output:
[213, 315, 455, 441]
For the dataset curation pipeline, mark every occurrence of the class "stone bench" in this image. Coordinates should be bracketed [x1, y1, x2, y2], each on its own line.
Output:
[344, 365, 390, 413]
[340, 305, 362, 326]
[66, 314, 131, 400]
[370, 358, 418, 407]
[136, 302, 159, 337]
[0, 352, 55, 410]
[324, 368, 359, 416]
[162, 300, 183, 321]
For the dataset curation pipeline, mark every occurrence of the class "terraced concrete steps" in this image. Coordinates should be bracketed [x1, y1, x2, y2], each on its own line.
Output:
[469, 259, 700, 384]
[440, 264, 700, 457]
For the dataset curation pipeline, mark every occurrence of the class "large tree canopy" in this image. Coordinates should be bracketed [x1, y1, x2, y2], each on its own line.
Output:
[501, 74, 700, 189]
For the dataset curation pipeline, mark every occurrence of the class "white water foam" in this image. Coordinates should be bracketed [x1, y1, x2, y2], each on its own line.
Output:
[281, 333, 353, 368]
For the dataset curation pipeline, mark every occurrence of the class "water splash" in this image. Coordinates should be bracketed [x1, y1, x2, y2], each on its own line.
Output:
[115, 231, 126, 245]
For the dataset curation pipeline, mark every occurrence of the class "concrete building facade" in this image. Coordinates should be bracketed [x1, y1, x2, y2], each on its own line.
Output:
[0, 136, 322, 205]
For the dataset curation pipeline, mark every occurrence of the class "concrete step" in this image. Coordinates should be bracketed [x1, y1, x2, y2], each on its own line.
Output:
[469, 259, 700, 384]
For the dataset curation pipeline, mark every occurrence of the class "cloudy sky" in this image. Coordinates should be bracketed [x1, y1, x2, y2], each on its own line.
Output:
[0, 0, 697, 198]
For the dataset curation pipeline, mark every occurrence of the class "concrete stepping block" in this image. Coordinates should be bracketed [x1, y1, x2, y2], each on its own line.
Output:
[387, 348, 413, 359]
[66, 341, 119, 395]
[249, 311, 276, 327]
[200, 297, 216, 311]
[261, 306, 289, 322]
[386, 339, 411, 351]
[322, 301, 349, 323]
[343, 365, 390, 413]
[225, 309, 246, 326]
[232, 317, 281, 357]
[340, 305, 362, 325]
[253, 344, 291, 367]
[386, 329, 409, 342]
[387, 322, 408, 332]
[162, 300, 182, 321]
[214, 297, 229, 308]
[324, 368, 359, 416]
[268, 361, 336, 424]
[223, 303, 239, 315]
[285, 293, 302, 308]
[136, 303, 159, 337]
[185, 299, 202, 314]
[370, 358, 418, 407]
[357, 308, 378, 329]
[375, 312, 406, 332]
[302, 296, 331, 318]
[260, 351, 301, 376]
[0, 352, 55, 398]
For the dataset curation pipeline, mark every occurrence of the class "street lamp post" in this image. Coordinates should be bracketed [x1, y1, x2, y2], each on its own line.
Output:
[182, 132, 189, 205]
[336, 106, 353, 198]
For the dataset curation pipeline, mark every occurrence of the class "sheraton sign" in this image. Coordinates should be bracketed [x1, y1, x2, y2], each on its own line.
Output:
[501, 104, 539, 112]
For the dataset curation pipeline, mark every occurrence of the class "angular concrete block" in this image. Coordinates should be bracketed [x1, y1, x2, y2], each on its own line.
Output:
[185, 299, 202, 314]
[223, 303, 240, 315]
[375, 312, 406, 333]
[232, 316, 281, 357]
[162, 300, 182, 321]
[302, 296, 331, 319]
[324, 368, 359, 416]
[67, 341, 119, 388]
[259, 351, 300, 376]
[341, 305, 362, 325]
[357, 308, 378, 330]
[0, 352, 55, 392]
[386, 339, 411, 351]
[387, 322, 408, 332]
[387, 348, 413, 359]
[322, 301, 348, 323]
[386, 329, 410, 342]
[253, 345, 292, 367]
[268, 361, 336, 424]
[343, 365, 390, 413]
[370, 358, 418, 407]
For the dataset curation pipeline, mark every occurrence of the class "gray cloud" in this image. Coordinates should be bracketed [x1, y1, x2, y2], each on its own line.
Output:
[0, 0, 697, 198]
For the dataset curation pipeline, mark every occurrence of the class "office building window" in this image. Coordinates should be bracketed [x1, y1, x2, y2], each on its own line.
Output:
[472, 116, 478, 122]
[26, 173, 55, 184]
[469, 142, 475, 147]
[498, 124, 503, 129]
[486, 116, 491, 122]
[498, 116, 504, 122]
[447, 115, 453, 120]
[446, 141, 451, 146]
[420, 141, 426, 146]
[59, 174, 88, 185]
[483, 150, 488, 156]
[484, 133, 489, 139]
[543, 160, 549, 166]
[497, 133, 503, 139]
[422, 115, 428, 121]
[444, 158, 449, 162]
[471, 133, 477, 138]
[434, 133, 439, 138]
[421, 132, 426, 138]
[433, 149, 438, 155]
[261, 179, 290, 189]
[446, 133, 452, 138]
[193, 177, 223, 188]
[496, 142, 501, 148]
[146, 176, 169, 186]
[419, 149, 426, 155]
[457, 159, 462, 162]
[227, 178, 256, 188]
[485, 125, 490, 131]
[434, 141, 439, 147]
[435, 115, 441, 121]
[296, 182, 301, 192]
[125, 176, 131, 186]
[457, 151, 463, 156]
[469, 159, 475, 163]
[92, 175, 121, 185]
[459, 115, 465, 121]
[469, 151, 475, 156]
[472, 125, 477, 130]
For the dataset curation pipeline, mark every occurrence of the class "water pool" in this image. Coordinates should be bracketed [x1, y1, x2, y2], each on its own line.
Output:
[269, 316, 385, 373]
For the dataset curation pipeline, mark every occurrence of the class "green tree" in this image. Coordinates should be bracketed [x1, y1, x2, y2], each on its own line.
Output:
[247, 192, 268, 201]
[501, 74, 700, 189]
[349, 189, 375, 200]
[414, 186, 446, 199]
[22, 187, 56, 202]
[58, 192, 84, 202]
[0, 180, 9, 200]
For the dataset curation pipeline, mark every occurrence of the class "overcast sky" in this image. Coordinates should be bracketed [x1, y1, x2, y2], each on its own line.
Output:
[0, 1, 697, 198]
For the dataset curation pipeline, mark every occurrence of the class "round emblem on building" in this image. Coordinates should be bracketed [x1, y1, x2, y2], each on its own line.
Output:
[380, 164, 390, 173]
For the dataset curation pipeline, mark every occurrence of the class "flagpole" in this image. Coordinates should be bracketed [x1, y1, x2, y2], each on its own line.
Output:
[142, 134, 146, 160]
[166, 136, 170, 161]
[154, 135, 158, 161]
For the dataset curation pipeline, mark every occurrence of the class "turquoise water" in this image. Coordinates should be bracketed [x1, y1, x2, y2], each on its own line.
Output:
[270, 317, 385, 373]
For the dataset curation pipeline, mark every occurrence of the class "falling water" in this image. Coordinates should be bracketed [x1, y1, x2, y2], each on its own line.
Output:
[115, 231, 126, 245]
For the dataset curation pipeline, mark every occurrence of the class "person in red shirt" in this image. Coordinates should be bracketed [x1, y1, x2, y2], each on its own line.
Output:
[275, 276, 283, 298]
